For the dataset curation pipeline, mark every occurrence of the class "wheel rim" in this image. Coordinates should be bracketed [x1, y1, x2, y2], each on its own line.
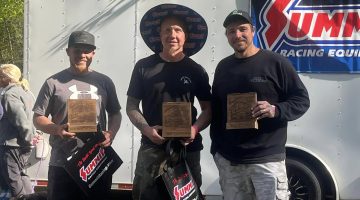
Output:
[288, 173, 311, 199]
[286, 159, 322, 200]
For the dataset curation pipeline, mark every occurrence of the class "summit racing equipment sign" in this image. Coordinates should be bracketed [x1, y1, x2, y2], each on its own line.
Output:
[251, 0, 360, 73]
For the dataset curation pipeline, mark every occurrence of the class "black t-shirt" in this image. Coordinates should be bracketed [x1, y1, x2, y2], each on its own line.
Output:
[127, 54, 211, 151]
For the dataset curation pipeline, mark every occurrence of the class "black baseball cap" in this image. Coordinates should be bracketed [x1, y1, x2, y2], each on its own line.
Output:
[223, 10, 253, 27]
[68, 31, 96, 49]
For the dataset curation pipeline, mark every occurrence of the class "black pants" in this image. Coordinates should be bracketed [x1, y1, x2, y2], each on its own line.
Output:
[47, 166, 112, 200]
[0, 146, 33, 198]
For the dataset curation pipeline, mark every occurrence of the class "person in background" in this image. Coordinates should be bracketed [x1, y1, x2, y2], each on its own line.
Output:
[127, 4, 211, 200]
[210, 10, 310, 200]
[33, 30, 122, 200]
[0, 64, 36, 199]
[0, 101, 3, 120]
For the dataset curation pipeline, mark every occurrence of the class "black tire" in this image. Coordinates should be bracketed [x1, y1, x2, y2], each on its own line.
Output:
[286, 157, 322, 200]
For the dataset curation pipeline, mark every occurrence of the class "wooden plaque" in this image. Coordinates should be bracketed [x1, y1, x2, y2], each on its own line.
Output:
[162, 102, 191, 138]
[67, 99, 97, 133]
[226, 92, 258, 129]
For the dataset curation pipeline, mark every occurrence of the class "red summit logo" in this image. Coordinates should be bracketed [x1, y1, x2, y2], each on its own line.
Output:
[259, 0, 359, 49]
[173, 179, 195, 200]
[79, 148, 106, 182]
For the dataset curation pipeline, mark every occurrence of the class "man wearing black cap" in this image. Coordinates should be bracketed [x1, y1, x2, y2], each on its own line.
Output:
[210, 10, 310, 199]
[33, 30, 122, 200]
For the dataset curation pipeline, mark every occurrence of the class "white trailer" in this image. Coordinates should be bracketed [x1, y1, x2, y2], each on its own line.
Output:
[23, 0, 360, 199]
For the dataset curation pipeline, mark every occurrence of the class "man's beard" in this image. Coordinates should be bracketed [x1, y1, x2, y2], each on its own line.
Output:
[232, 40, 247, 53]
[73, 59, 91, 70]
[235, 46, 246, 54]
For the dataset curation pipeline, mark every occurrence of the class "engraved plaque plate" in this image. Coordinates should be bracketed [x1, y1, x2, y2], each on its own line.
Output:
[226, 92, 258, 129]
[67, 99, 97, 133]
[162, 102, 191, 138]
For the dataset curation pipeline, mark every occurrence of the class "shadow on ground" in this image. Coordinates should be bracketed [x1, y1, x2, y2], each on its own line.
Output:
[20, 189, 133, 200]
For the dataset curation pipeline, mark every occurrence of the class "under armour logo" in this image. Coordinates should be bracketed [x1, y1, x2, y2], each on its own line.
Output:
[180, 76, 192, 85]
[69, 85, 99, 99]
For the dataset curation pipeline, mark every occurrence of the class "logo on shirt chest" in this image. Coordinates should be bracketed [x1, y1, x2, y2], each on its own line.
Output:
[68, 85, 99, 99]
[180, 76, 192, 85]
[249, 76, 267, 83]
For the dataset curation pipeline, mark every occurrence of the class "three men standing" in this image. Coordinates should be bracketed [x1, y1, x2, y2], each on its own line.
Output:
[27, 5, 310, 200]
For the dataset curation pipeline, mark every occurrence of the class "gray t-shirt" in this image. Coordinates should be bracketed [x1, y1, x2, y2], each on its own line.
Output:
[33, 68, 121, 167]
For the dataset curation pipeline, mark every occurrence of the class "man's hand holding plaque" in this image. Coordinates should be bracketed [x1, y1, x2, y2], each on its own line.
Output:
[162, 102, 191, 138]
[226, 92, 258, 129]
[67, 99, 97, 133]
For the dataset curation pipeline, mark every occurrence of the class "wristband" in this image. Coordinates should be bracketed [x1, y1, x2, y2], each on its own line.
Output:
[192, 125, 200, 134]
